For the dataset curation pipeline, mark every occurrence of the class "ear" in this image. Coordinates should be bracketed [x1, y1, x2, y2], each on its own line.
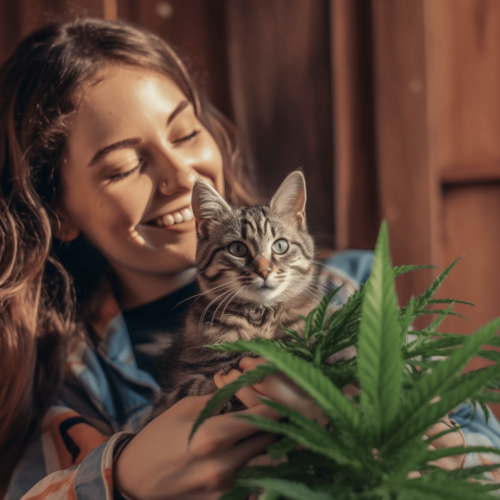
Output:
[191, 180, 231, 236]
[269, 171, 307, 227]
[52, 208, 80, 242]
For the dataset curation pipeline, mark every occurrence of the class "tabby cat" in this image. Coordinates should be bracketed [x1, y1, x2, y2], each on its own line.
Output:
[150, 171, 325, 418]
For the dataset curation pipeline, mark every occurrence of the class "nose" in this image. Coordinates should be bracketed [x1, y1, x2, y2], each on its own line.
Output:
[158, 153, 197, 196]
[254, 258, 272, 280]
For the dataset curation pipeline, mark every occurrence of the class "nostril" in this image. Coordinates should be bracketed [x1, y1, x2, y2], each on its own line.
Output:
[257, 269, 270, 280]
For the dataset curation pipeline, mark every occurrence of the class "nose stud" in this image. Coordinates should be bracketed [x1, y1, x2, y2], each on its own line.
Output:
[161, 181, 167, 187]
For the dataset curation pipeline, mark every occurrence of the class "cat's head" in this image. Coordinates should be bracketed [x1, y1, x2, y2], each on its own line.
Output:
[191, 171, 316, 307]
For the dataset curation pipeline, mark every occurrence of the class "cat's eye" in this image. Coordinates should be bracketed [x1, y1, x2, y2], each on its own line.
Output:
[228, 241, 248, 257]
[272, 239, 289, 255]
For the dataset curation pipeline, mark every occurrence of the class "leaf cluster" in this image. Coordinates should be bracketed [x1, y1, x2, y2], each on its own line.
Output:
[192, 221, 500, 499]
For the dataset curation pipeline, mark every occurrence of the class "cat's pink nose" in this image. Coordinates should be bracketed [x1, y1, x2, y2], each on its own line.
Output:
[257, 269, 270, 280]
[255, 258, 272, 280]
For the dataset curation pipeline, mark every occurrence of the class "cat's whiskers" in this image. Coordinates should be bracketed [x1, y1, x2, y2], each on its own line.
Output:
[209, 283, 241, 331]
[174, 280, 236, 308]
[286, 272, 325, 303]
[220, 286, 244, 323]
[198, 288, 236, 332]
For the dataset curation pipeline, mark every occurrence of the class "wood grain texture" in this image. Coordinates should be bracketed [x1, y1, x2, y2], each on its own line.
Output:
[371, 0, 438, 304]
[439, 184, 500, 372]
[441, 162, 500, 185]
[226, 0, 334, 245]
[330, 0, 379, 251]
[118, 0, 232, 120]
[0, 0, 110, 64]
[425, 0, 500, 171]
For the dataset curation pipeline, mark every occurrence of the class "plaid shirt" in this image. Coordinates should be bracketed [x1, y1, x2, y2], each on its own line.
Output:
[8, 251, 500, 499]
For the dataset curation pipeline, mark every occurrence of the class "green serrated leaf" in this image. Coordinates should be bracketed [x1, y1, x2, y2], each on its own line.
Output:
[242, 478, 332, 500]
[215, 339, 361, 429]
[417, 445, 500, 467]
[427, 298, 475, 307]
[415, 256, 462, 310]
[357, 220, 402, 441]
[219, 485, 255, 500]
[393, 264, 438, 277]
[400, 296, 416, 344]
[423, 303, 455, 333]
[267, 436, 298, 460]
[447, 463, 500, 480]
[313, 286, 343, 330]
[399, 478, 497, 500]
[236, 414, 358, 467]
[396, 317, 500, 429]
[389, 361, 500, 450]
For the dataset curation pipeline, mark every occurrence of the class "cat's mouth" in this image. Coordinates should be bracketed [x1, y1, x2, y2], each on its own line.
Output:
[146, 206, 195, 228]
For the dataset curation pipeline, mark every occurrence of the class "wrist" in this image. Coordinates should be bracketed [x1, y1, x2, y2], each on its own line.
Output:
[113, 433, 140, 500]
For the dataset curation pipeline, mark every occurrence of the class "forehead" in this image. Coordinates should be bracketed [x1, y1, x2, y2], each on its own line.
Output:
[216, 206, 290, 243]
[65, 66, 187, 164]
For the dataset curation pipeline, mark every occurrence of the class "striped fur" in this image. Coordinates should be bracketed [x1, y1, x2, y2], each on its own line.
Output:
[151, 172, 322, 418]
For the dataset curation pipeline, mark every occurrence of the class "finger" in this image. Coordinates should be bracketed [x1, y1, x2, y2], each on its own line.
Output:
[234, 385, 266, 409]
[343, 384, 360, 400]
[213, 368, 264, 408]
[239, 356, 267, 371]
[191, 402, 282, 453]
[249, 373, 323, 421]
[169, 393, 215, 420]
[423, 422, 465, 449]
[222, 431, 277, 472]
[407, 470, 421, 479]
[214, 367, 272, 409]
[214, 368, 242, 389]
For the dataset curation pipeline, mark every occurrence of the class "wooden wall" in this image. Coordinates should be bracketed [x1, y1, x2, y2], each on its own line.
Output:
[2, 0, 500, 351]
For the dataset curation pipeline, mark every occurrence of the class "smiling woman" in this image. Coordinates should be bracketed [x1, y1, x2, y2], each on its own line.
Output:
[2, 15, 493, 500]
[0, 19, 273, 500]
[57, 67, 225, 308]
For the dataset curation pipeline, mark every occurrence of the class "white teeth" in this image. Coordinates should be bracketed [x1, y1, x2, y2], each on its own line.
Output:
[155, 206, 194, 227]
[181, 208, 194, 221]
[163, 214, 175, 226]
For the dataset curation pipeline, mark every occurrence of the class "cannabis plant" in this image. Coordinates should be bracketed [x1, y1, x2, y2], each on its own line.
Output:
[192, 221, 500, 499]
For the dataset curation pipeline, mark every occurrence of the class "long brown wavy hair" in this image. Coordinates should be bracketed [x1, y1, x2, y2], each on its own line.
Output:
[0, 18, 257, 497]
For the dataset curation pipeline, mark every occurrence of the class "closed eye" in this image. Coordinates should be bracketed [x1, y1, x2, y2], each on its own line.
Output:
[109, 160, 144, 183]
[172, 129, 201, 145]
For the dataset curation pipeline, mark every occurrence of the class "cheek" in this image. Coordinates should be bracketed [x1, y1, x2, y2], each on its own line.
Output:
[194, 134, 224, 194]
[69, 177, 152, 236]
[104, 181, 150, 227]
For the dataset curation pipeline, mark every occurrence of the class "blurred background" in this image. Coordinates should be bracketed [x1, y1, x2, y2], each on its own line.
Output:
[1, 0, 500, 366]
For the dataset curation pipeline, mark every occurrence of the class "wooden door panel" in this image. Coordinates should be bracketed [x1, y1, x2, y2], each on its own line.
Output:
[426, 0, 500, 171]
[226, 0, 334, 244]
[117, 0, 231, 118]
[439, 184, 500, 347]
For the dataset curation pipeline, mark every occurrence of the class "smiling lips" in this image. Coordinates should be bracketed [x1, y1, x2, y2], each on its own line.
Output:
[153, 206, 194, 227]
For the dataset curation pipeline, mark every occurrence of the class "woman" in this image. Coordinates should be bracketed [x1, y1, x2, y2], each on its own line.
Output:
[0, 18, 497, 500]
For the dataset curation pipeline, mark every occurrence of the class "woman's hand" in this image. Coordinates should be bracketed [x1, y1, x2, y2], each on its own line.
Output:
[215, 357, 466, 473]
[423, 417, 466, 470]
[214, 356, 327, 425]
[114, 393, 280, 500]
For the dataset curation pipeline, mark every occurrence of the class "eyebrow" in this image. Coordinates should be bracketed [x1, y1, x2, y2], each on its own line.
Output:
[87, 100, 190, 167]
[88, 137, 141, 167]
[167, 99, 189, 126]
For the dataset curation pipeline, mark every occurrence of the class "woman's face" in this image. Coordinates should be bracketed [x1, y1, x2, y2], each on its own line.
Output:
[58, 66, 224, 296]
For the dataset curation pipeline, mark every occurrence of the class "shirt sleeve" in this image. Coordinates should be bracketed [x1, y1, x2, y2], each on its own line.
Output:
[14, 430, 133, 500]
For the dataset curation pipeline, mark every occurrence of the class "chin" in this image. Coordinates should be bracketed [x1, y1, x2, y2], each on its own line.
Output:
[238, 285, 285, 306]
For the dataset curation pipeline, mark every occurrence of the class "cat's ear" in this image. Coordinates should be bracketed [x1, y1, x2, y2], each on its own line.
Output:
[192, 180, 231, 236]
[270, 171, 307, 227]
